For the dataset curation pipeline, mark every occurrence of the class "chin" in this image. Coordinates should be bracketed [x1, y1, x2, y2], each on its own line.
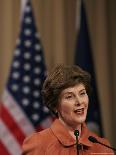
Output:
[75, 117, 86, 124]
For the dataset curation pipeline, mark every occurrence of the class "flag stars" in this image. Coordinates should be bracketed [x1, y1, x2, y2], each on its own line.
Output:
[14, 49, 21, 56]
[24, 52, 31, 59]
[11, 84, 18, 91]
[24, 29, 32, 36]
[6, 0, 50, 128]
[35, 33, 40, 39]
[34, 68, 41, 74]
[23, 76, 30, 83]
[35, 44, 41, 51]
[24, 40, 31, 47]
[33, 102, 40, 109]
[13, 61, 20, 68]
[25, 17, 32, 24]
[25, 6, 31, 13]
[33, 91, 40, 97]
[24, 63, 31, 71]
[12, 72, 20, 79]
[35, 55, 41, 62]
[32, 114, 40, 121]
[22, 86, 30, 94]
[22, 98, 29, 106]
[43, 106, 49, 113]
[34, 79, 41, 86]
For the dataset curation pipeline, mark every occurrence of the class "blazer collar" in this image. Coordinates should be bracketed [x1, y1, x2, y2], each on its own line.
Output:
[50, 119, 92, 148]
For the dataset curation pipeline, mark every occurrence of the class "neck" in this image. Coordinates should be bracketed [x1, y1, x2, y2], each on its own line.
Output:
[58, 118, 82, 140]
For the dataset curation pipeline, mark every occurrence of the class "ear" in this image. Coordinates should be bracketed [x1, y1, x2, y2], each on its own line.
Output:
[54, 109, 58, 114]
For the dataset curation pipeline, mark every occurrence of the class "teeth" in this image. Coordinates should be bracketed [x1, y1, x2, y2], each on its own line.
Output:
[75, 108, 83, 111]
[74, 108, 84, 113]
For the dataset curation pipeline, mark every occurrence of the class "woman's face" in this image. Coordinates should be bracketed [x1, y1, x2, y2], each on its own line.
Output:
[57, 83, 89, 129]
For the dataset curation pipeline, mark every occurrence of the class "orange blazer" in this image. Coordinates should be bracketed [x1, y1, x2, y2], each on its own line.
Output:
[22, 119, 114, 155]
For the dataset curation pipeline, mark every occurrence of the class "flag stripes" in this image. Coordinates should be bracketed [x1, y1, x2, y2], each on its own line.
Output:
[0, 141, 10, 155]
[0, 104, 25, 145]
[0, 119, 22, 155]
[2, 90, 35, 135]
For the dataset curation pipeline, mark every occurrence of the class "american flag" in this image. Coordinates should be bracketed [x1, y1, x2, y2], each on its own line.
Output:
[0, 1, 52, 155]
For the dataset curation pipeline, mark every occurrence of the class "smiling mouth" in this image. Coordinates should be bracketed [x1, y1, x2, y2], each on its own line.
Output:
[74, 108, 84, 115]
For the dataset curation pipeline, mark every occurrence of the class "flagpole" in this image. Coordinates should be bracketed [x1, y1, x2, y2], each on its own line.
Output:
[76, 0, 81, 31]
[20, 0, 28, 21]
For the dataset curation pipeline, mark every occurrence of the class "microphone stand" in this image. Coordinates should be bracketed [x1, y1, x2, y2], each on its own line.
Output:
[97, 141, 116, 152]
[74, 130, 79, 155]
[88, 136, 116, 152]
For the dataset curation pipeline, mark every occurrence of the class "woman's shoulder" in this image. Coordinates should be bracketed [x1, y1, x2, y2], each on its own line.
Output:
[23, 127, 53, 145]
[22, 128, 53, 154]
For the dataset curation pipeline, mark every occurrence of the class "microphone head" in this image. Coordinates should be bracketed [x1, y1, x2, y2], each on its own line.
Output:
[74, 130, 79, 137]
[88, 136, 98, 143]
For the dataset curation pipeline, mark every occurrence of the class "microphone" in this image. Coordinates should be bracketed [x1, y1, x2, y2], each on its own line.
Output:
[88, 136, 116, 152]
[74, 130, 79, 137]
[74, 130, 79, 155]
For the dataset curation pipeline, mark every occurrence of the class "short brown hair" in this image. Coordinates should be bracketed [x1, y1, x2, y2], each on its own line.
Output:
[42, 64, 91, 116]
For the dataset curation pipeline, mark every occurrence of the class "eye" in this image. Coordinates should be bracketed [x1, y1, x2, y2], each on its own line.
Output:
[64, 94, 74, 99]
[65, 95, 72, 99]
[80, 90, 87, 96]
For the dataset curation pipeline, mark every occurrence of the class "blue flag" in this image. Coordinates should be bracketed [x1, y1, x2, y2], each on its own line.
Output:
[75, 1, 103, 135]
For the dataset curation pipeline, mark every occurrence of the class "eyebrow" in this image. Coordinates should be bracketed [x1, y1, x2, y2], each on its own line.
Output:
[63, 88, 86, 95]
[79, 89, 86, 92]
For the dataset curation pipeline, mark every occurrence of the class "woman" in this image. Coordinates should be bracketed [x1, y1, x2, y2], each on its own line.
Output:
[22, 64, 114, 155]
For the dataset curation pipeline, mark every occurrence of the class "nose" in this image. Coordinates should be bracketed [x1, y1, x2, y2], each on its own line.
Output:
[75, 96, 82, 106]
